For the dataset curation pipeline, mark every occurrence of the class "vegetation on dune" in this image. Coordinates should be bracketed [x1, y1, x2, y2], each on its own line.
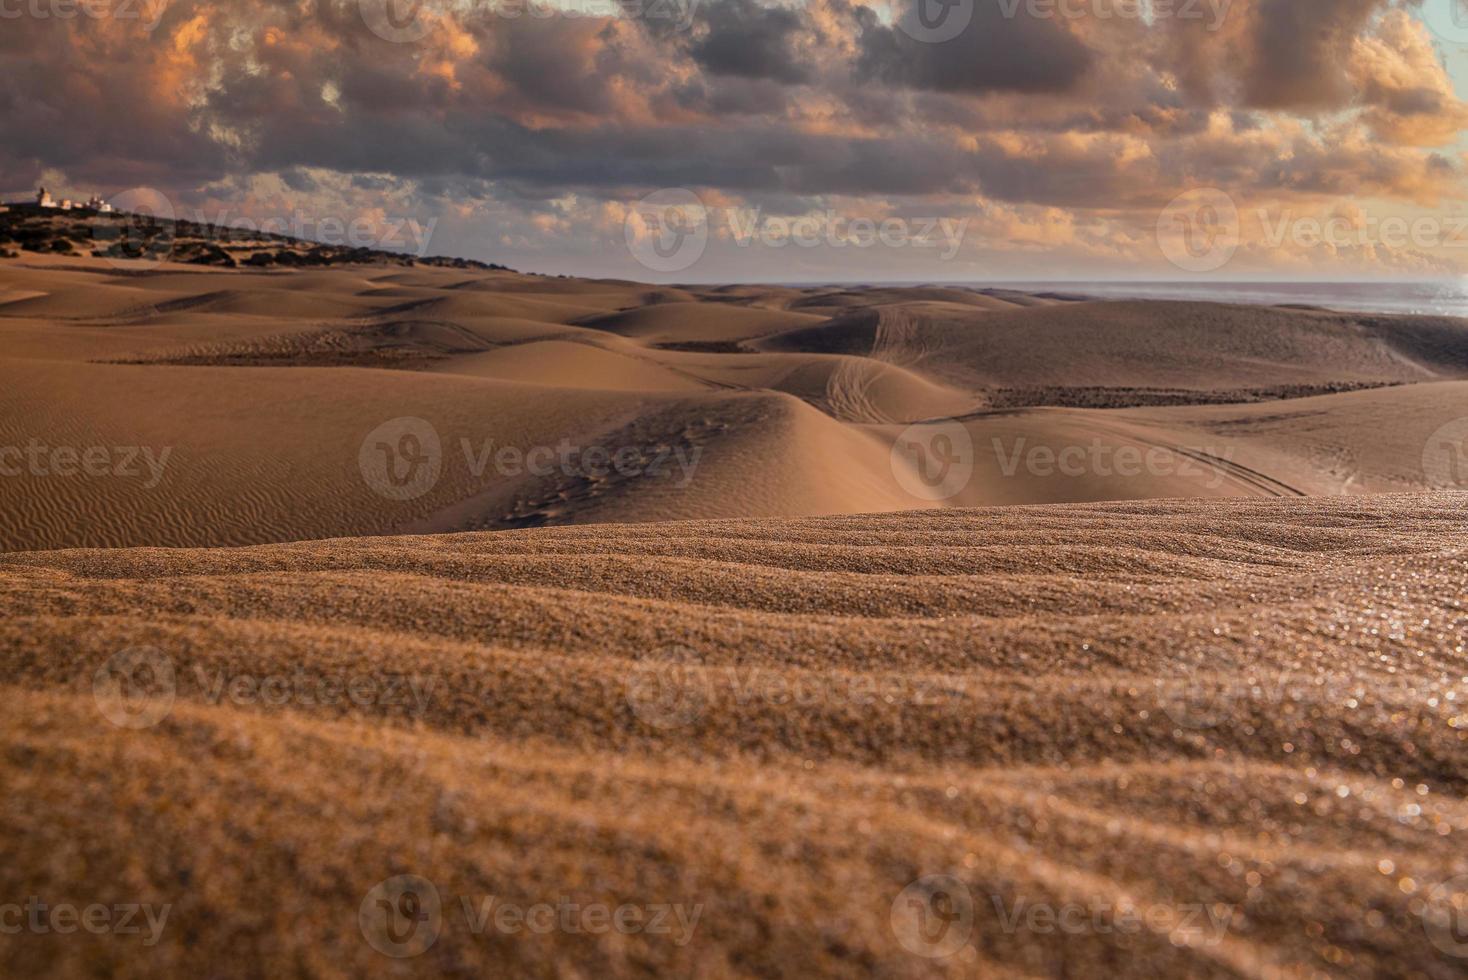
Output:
[0, 205, 513, 271]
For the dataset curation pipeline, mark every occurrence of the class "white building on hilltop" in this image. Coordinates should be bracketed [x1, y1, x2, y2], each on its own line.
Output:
[32, 188, 113, 212]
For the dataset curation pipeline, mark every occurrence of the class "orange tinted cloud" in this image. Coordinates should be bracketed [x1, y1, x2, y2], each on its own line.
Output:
[4, 0, 1466, 277]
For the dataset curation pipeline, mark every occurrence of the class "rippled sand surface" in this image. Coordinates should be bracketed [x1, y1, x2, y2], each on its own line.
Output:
[4, 494, 1468, 977]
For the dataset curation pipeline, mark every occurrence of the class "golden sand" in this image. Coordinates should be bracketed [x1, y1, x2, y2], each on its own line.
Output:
[3, 495, 1468, 976]
[3, 256, 1468, 976]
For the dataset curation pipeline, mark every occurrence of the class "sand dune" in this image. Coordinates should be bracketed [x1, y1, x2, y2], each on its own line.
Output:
[787, 285, 1052, 313]
[7, 347, 1458, 550]
[1122, 380, 1468, 495]
[649, 349, 978, 422]
[430, 339, 709, 391]
[787, 300, 1468, 392]
[4, 251, 1468, 976]
[577, 301, 829, 345]
[4, 494, 1468, 977]
[2, 258, 1467, 552]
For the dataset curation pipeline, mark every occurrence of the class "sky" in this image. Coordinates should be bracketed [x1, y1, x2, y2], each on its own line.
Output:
[6, 0, 1468, 282]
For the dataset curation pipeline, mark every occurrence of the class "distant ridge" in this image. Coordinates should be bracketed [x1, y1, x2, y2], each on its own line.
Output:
[0, 201, 512, 271]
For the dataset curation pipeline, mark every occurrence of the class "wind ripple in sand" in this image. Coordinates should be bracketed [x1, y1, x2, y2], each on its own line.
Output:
[3, 493, 1468, 977]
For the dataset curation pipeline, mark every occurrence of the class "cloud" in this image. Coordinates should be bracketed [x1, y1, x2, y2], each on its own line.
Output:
[690, 0, 812, 83]
[3, 0, 1466, 278]
[855, 0, 1094, 95]
[1242, 0, 1385, 109]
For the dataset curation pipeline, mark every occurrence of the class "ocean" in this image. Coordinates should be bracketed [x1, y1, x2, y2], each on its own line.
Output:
[978, 281, 1468, 317]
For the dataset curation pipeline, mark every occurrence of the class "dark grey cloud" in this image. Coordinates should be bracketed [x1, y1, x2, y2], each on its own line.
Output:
[856, 0, 1094, 94]
[1243, 0, 1384, 109]
[690, 0, 811, 83]
[2, 0, 1463, 277]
